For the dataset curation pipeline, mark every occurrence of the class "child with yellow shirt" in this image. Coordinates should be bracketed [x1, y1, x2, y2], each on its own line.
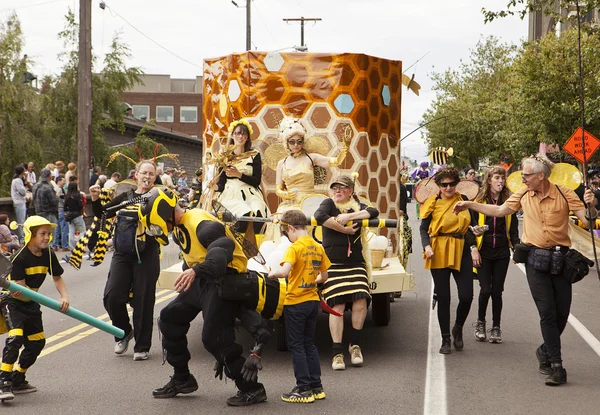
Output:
[268, 210, 330, 404]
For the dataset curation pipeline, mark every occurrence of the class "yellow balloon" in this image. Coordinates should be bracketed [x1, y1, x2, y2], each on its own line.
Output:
[549, 163, 582, 190]
[506, 171, 526, 193]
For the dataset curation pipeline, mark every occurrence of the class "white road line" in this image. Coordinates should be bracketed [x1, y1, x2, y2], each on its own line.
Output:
[423, 283, 447, 415]
[515, 262, 600, 358]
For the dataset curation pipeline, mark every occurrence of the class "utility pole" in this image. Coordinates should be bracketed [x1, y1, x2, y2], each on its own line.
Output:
[246, 0, 251, 51]
[283, 17, 321, 47]
[232, 1, 252, 51]
[78, 0, 92, 191]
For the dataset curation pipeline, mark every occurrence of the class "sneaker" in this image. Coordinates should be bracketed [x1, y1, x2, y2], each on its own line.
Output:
[331, 353, 345, 370]
[536, 346, 552, 375]
[152, 375, 198, 398]
[489, 326, 502, 344]
[114, 330, 133, 355]
[133, 351, 149, 361]
[11, 372, 36, 394]
[439, 337, 451, 354]
[452, 325, 464, 351]
[312, 385, 326, 400]
[474, 320, 486, 342]
[0, 381, 14, 401]
[226, 383, 267, 406]
[281, 386, 315, 403]
[349, 345, 363, 366]
[545, 365, 567, 386]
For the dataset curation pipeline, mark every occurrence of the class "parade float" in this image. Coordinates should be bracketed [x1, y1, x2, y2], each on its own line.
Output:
[159, 51, 415, 338]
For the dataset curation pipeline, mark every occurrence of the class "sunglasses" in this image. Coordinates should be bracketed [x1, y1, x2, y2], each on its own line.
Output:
[439, 181, 459, 188]
[232, 131, 248, 137]
[288, 139, 304, 146]
[521, 172, 536, 179]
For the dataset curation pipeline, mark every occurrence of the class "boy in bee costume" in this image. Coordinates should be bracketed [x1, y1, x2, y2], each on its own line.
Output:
[140, 188, 272, 406]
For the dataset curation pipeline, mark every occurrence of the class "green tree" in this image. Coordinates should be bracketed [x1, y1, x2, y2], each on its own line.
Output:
[482, 0, 600, 25]
[0, 14, 45, 196]
[422, 37, 525, 168]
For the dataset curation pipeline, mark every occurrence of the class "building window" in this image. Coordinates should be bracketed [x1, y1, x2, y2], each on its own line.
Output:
[132, 105, 150, 120]
[156, 106, 174, 122]
[180, 106, 198, 123]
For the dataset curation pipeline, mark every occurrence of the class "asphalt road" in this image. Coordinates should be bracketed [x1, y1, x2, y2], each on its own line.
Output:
[2, 201, 600, 414]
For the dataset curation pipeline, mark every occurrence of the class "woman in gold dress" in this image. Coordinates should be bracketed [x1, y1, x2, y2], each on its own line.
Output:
[275, 117, 347, 214]
[420, 166, 478, 355]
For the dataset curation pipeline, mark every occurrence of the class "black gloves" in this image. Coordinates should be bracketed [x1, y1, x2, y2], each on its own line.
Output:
[240, 353, 263, 383]
[214, 360, 224, 381]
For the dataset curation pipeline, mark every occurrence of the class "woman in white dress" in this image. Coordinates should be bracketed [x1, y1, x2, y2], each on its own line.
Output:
[216, 119, 269, 235]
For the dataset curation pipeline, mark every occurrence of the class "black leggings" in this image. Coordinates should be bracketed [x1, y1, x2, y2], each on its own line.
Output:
[477, 256, 510, 327]
[430, 247, 473, 336]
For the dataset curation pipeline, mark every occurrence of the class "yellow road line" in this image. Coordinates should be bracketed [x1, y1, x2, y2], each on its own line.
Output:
[39, 290, 178, 358]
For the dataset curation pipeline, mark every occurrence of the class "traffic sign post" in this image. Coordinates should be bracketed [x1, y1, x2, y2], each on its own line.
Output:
[562, 127, 600, 164]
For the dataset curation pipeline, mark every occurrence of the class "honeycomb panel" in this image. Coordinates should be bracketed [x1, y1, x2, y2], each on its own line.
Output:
[202, 52, 403, 221]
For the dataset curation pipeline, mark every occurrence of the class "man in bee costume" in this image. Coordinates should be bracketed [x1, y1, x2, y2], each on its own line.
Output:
[140, 188, 271, 406]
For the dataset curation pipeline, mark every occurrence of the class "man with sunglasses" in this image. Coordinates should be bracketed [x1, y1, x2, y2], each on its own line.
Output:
[454, 154, 596, 386]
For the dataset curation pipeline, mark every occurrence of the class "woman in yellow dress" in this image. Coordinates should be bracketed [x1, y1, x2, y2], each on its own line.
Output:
[275, 117, 347, 214]
[419, 166, 479, 354]
[216, 119, 270, 235]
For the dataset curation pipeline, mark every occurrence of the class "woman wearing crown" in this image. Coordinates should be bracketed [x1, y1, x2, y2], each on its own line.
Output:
[275, 117, 348, 214]
[215, 119, 270, 236]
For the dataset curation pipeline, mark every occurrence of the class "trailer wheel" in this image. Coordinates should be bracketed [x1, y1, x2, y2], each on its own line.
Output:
[275, 317, 288, 351]
[372, 293, 391, 326]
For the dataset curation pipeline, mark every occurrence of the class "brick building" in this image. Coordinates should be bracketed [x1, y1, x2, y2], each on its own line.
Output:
[123, 74, 203, 140]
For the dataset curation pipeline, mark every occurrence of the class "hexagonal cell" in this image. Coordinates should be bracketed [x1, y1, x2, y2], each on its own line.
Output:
[369, 123, 380, 147]
[308, 77, 334, 101]
[262, 134, 280, 145]
[380, 59, 390, 78]
[378, 167, 389, 188]
[286, 64, 309, 88]
[264, 52, 285, 72]
[388, 125, 399, 147]
[333, 94, 355, 115]
[390, 73, 400, 94]
[309, 106, 332, 129]
[389, 209, 398, 220]
[266, 192, 279, 213]
[339, 63, 356, 87]
[369, 95, 381, 116]
[247, 95, 261, 114]
[262, 166, 276, 183]
[368, 177, 379, 204]
[309, 54, 334, 72]
[353, 78, 369, 102]
[262, 107, 285, 129]
[356, 163, 369, 186]
[356, 54, 369, 71]
[380, 135, 389, 161]
[354, 105, 368, 127]
[262, 77, 286, 103]
[378, 193, 388, 215]
[388, 182, 398, 204]
[227, 79, 241, 102]
[390, 100, 399, 121]
[388, 154, 398, 177]
[356, 133, 370, 158]
[342, 148, 355, 170]
[379, 112, 390, 130]
[381, 85, 390, 106]
[369, 69, 381, 91]
[249, 121, 261, 141]
[284, 93, 310, 116]
[368, 151, 379, 173]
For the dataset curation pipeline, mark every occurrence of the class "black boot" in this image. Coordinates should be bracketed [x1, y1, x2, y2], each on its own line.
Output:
[452, 325, 464, 351]
[152, 375, 198, 398]
[535, 345, 551, 375]
[545, 364, 567, 386]
[11, 372, 36, 394]
[439, 336, 451, 354]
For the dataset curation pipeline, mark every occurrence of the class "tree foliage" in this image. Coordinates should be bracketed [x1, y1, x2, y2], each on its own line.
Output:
[0, 11, 144, 197]
[482, 0, 600, 25]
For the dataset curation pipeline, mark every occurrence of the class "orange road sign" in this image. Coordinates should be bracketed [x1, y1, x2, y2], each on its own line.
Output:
[563, 127, 600, 163]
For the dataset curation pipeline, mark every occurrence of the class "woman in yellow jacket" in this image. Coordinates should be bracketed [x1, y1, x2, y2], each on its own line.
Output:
[420, 167, 479, 354]
[471, 166, 519, 344]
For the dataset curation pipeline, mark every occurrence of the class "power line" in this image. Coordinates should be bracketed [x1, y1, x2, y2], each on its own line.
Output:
[252, 1, 280, 48]
[99, 1, 203, 70]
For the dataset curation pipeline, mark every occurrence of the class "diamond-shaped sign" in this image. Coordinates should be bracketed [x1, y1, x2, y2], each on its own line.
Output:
[563, 127, 600, 164]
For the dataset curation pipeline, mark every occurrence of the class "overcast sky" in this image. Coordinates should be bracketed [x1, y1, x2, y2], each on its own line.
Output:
[2, 0, 527, 162]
